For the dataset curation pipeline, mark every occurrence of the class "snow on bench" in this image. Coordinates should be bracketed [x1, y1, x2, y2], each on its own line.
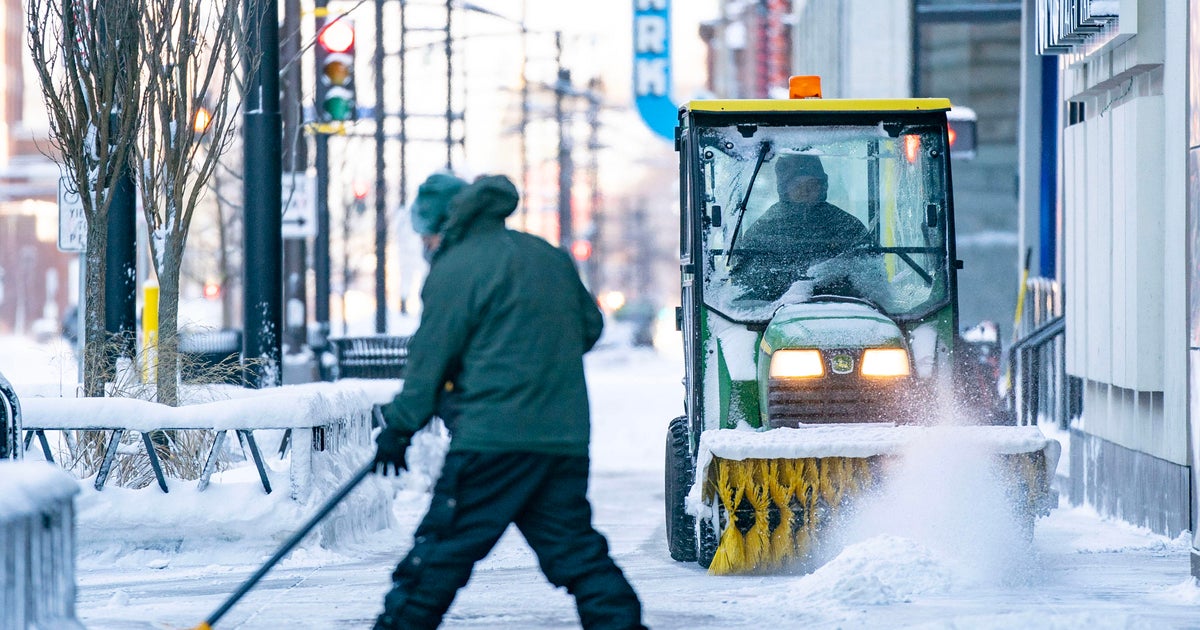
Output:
[18, 379, 401, 501]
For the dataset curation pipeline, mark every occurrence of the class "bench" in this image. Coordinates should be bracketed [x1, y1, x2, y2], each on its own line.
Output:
[330, 335, 411, 380]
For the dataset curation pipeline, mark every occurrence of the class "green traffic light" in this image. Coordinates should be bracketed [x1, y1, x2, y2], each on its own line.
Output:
[324, 96, 354, 121]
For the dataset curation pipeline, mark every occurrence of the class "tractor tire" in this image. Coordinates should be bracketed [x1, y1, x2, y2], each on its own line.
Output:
[665, 415, 697, 562]
[697, 511, 719, 569]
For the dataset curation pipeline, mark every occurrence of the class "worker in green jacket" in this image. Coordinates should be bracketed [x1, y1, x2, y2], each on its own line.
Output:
[372, 174, 645, 630]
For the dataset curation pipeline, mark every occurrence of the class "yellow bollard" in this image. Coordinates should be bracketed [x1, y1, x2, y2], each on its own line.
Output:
[142, 281, 159, 383]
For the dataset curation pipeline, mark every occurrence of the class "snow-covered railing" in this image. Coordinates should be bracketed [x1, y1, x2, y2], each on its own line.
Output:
[17, 380, 401, 502]
[0, 461, 84, 629]
[1, 370, 20, 461]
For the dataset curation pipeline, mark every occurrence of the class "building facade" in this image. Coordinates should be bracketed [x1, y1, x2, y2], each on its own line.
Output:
[1033, 0, 1198, 576]
[0, 0, 72, 336]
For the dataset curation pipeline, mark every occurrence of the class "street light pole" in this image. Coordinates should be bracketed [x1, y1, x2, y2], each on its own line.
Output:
[445, 0, 454, 169]
[313, 0, 332, 347]
[398, 1, 409, 314]
[374, 0, 387, 334]
[282, 0, 308, 356]
[519, 0, 529, 229]
[243, 0, 283, 388]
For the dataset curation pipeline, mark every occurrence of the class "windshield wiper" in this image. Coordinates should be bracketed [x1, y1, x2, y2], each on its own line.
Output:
[726, 141, 771, 257]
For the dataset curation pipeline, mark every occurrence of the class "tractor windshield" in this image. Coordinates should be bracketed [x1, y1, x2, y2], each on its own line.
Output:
[696, 121, 950, 322]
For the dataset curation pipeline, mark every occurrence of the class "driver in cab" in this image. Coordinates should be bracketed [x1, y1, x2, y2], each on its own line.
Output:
[735, 154, 870, 300]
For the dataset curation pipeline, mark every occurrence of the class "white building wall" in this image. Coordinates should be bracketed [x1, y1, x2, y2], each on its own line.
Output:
[1061, 0, 1187, 465]
[1161, 0, 1190, 477]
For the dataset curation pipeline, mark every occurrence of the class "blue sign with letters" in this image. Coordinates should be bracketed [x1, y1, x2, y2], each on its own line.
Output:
[633, 0, 675, 142]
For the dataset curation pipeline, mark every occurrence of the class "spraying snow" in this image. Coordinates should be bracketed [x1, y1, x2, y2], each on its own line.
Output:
[838, 430, 1038, 587]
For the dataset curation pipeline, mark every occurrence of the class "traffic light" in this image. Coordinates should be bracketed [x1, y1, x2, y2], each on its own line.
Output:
[571, 239, 593, 262]
[203, 280, 221, 300]
[317, 19, 357, 122]
[352, 179, 369, 214]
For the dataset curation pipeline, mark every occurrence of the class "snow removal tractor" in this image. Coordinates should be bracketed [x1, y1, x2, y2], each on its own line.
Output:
[664, 77, 1060, 575]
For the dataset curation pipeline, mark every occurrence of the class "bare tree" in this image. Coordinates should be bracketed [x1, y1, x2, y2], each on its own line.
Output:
[26, 0, 145, 396]
[136, 0, 248, 405]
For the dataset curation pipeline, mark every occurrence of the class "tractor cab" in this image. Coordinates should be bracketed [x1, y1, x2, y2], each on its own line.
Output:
[676, 85, 998, 433]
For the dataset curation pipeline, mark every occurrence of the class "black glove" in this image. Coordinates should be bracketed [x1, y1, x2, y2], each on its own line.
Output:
[373, 427, 411, 476]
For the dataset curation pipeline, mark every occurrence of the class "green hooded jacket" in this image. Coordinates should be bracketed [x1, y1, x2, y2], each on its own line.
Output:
[379, 175, 604, 455]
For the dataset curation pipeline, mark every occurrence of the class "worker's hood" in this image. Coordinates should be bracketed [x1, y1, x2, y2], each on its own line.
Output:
[441, 175, 519, 247]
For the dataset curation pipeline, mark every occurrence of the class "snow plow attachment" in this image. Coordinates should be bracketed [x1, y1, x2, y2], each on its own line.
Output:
[686, 425, 1059, 575]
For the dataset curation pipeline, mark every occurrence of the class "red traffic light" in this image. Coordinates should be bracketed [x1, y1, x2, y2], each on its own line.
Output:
[352, 180, 370, 200]
[318, 21, 355, 54]
[203, 281, 221, 300]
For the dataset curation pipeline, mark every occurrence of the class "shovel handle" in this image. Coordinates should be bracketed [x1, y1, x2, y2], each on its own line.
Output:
[198, 461, 375, 628]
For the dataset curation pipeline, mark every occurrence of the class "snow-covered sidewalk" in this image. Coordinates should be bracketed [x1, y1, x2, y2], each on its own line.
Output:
[3, 336, 1199, 628]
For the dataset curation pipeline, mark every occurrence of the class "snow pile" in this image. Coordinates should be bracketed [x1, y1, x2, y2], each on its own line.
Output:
[70, 419, 450, 571]
[787, 535, 952, 605]
[1152, 578, 1200, 605]
[906, 611, 1133, 629]
[0, 460, 79, 520]
[73, 463, 377, 569]
[1049, 504, 1191, 555]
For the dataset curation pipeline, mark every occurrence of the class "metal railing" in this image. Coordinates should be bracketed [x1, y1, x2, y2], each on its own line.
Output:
[1007, 276, 1082, 429]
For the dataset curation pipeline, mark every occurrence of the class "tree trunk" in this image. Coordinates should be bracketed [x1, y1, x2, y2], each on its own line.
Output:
[156, 251, 182, 406]
[82, 219, 110, 397]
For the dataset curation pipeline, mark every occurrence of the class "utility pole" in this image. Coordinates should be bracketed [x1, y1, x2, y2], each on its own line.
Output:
[398, 3, 409, 314]
[243, 0, 283, 388]
[374, 0, 387, 334]
[554, 31, 573, 252]
[445, 0, 454, 169]
[282, 0, 308, 356]
[585, 77, 603, 291]
[518, 0, 529, 229]
[313, 0, 331, 348]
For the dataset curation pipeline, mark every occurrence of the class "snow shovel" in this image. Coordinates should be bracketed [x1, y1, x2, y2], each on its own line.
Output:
[190, 461, 375, 630]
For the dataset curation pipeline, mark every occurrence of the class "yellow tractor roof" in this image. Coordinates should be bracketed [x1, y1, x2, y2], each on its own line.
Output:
[683, 98, 952, 114]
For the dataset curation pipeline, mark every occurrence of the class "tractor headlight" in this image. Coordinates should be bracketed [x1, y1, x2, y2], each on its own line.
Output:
[770, 349, 825, 378]
[860, 348, 911, 377]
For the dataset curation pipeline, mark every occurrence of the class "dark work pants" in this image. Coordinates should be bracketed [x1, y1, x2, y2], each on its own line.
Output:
[373, 452, 645, 630]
